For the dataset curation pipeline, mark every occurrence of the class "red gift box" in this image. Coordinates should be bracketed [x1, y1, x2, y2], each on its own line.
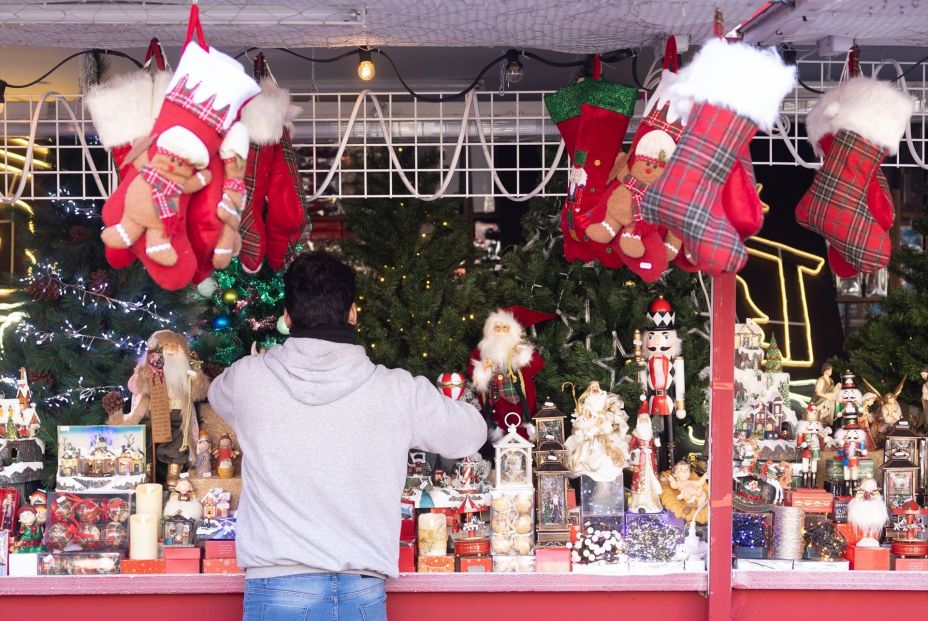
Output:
[398, 543, 416, 573]
[785, 488, 834, 514]
[204, 540, 237, 559]
[417, 555, 454, 573]
[164, 546, 202, 560]
[893, 557, 928, 571]
[202, 558, 244, 574]
[121, 559, 166, 575]
[847, 544, 890, 570]
[536, 547, 572, 573]
[165, 559, 201, 574]
[458, 556, 492, 573]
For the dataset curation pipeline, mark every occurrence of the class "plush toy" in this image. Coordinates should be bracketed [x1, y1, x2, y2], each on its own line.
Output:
[212, 122, 249, 269]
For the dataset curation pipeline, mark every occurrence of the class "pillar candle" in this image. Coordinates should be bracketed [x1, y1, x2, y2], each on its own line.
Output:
[129, 514, 159, 560]
[418, 512, 448, 557]
[135, 483, 163, 521]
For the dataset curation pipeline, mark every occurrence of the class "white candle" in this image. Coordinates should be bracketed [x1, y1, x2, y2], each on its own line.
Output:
[129, 514, 159, 560]
[135, 483, 163, 521]
[417, 513, 448, 557]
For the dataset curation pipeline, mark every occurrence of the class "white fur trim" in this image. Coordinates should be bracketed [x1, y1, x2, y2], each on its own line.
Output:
[511, 343, 534, 368]
[114, 223, 132, 247]
[471, 358, 493, 393]
[806, 76, 915, 156]
[634, 129, 677, 160]
[488, 425, 504, 444]
[151, 70, 172, 118]
[146, 242, 173, 255]
[239, 78, 290, 145]
[220, 121, 250, 159]
[284, 103, 302, 133]
[669, 39, 796, 132]
[643, 69, 680, 123]
[157, 126, 209, 168]
[85, 70, 154, 149]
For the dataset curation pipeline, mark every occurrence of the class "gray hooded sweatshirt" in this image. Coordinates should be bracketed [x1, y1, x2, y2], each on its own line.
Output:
[207, 336, 487, 580]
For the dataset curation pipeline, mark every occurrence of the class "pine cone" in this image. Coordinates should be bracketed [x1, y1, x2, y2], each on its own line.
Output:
[88, 269, 111, 296]
[101, 390, 125, 414]
[201, 362, 225, 381]
[68, 225, 89, 242]
[26, 276, 61, 301]
[28, 370, 54, 386]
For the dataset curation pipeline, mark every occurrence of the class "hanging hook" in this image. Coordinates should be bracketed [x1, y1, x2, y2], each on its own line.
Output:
[143, 38, 167, 72]
[253, 52, 268, 80]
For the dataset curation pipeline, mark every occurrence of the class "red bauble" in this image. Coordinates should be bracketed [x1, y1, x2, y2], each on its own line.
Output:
[75, 523, 101, 549]
[104, 497, 130, 523]
[77, 499, 104, 523]
[436, 372, 466, 400]
[52, 497, 76, 522]
[45, 521, 74, 551]
[102, 522, 127, 548]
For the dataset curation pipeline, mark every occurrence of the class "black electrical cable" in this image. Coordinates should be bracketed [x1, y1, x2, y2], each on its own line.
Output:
[631, 52, 646, 91]
[275, 47, 362, 64]
[797, 78, 824, 95]
[888, 52, 928, 82]
[519, 50, 587, 68]
[373, 48, 506, 102]
[5, 49, 142, 89]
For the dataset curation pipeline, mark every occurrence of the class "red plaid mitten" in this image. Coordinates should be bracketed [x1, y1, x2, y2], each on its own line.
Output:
[264, 110, 308, 270]
[212, 122, 249, 269]
[100, 6, 259, 290]
[641, 40, 795, 276]
[238, 79, 293, 272]
[796, 77, 914, 276]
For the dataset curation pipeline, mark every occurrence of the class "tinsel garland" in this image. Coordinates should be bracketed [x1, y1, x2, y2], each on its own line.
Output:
[733, 512, 767, 548]
[624, 515, 682, 562]
[771, 506, 805, 560]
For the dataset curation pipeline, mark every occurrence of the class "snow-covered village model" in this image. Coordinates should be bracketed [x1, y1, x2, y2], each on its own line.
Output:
[0, 368, 45, 495]
[733, 320, 799, 463]
[56, 425, 147, 492]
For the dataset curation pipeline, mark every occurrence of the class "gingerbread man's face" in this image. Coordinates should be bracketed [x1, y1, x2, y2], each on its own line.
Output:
[628, 159, 664, 185]
[152, 152, 195, 179]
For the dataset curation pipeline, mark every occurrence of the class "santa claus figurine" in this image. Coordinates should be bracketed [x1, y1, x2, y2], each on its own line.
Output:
[113, 330, 210, 488]
[468, 306, 555, 441]
[638, 296, 686, 471]
[796, 404, 827, 488]
[847, 475, 888, 547]
[628, 400, 663, 513]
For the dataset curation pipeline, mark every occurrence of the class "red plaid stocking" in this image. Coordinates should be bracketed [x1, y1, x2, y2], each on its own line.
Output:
[795, 130, 892, 274]
[641, 102, 755, 276]
[264, 126, 308, 270]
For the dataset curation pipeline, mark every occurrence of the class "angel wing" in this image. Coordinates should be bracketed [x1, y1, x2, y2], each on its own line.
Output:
[893, 375, 907, 399]
[861, 377, 883, 404]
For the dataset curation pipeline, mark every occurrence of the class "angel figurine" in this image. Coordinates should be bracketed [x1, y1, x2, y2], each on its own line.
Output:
[564, 381, 630, 482]
[862, 376, 906, 445]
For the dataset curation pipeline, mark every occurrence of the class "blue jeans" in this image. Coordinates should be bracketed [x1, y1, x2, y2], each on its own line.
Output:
[244, 573, 387, 621]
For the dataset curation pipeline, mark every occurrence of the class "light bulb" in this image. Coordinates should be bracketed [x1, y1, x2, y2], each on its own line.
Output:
[0, 80, 6, 116]
[357, 49, 375, 81]
[504, 49, 524, 84]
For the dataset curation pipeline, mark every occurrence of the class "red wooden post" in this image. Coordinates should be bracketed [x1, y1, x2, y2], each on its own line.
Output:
[708, 273, 736, 620]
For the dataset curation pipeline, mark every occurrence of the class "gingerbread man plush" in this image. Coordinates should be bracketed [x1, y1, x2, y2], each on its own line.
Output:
[213, 122, 249, 269]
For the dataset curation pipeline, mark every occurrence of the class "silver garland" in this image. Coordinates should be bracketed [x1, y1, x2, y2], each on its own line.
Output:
[771, 505, 805, 560]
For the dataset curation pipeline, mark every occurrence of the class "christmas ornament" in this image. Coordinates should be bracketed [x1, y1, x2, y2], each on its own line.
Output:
[436, 372, 466, 400]
[848, 476, 889, 547]
[638, 296, 686, 471]
[467, 306, 555, 440]
[796, 405, 827, 487]
[51, 497, 76, 522]
[212, 314, 232, 330]
[197, 277, 218, 297]
[101, 391, 125, 419]
[98, 3, 260, 290]
[44, 521, 73, 551]
[564, 381, 630, 481]
[87, 268, 112, 296]
[76, 499, 104, 523]
[104, 498, 130, 523]
[75, 523, 102, 549]
[103, 521, 128, 548]
[26, 276, 62, 301]
[68, 225, 90, 242]
[834, 406, 870, 488]
[628, 402, 663, 513]
[276, 315, 290, 335]
[797, 77, 915, 276]
[222, 288, 240, 304]
[771, 506, 805, 560]
[568, 520, 624, 565]
[641, 39, 796, 275]
[239, 75, 308, 272]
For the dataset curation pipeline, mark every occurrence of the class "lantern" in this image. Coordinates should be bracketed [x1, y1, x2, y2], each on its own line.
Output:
[882, 449, 920, 511]
[493, 418, 534, 489]
[884, 420, 919, 468]
[490, 416, 535, 565]
[162, 514, 196, 547]
[533, 401, 568, 468]
[535, 451, 570, 546]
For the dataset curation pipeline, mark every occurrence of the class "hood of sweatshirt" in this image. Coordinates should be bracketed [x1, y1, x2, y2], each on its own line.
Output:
[262, 337, 377, 406]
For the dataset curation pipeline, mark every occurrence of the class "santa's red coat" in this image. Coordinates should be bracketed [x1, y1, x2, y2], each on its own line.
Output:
[467, 348, 545, 435]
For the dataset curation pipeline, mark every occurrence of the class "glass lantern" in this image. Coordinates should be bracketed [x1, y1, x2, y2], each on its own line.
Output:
[535, 451, 570, 545]
[883, 449, 920, 511]
[884, 421, 919, 468]
[493, 425, 534, 489]
[534, 401, 569, 468]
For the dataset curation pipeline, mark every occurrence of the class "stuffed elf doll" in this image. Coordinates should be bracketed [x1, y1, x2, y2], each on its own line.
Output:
[467, 306, 555, 441]
[797, 76, 915, 276]
[638, 296, 686, 472]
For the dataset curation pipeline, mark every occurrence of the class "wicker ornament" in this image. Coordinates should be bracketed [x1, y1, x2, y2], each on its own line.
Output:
[88, 268, 112, 296]
[68, 225, 89, 242]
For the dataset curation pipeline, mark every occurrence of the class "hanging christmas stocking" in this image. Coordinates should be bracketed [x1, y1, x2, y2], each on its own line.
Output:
[796, 76, 914, 275]
[99, 7, 259, 290]
[213, 122, 249, 269]
[264, 106, 308, 270]
[238, 79, 292, 272]
[641, 39, 795, 276]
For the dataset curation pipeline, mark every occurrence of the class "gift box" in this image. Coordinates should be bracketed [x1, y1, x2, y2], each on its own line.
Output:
[893, 557, 928, 571]
[121, 558, 166, 574]
[734, 558, 795, 570]
[490, 490, 534, 557]
[624, 509, 683, 535]
[492, 555, 535, 573]
[8, 552, 37, 576]
[45, 491, 133, 553]
[202, 558, 244, 574]
[785, 488, 833, 514]
[824, 459, 873, 483]
[418, 555, 454, 573]
[458, 556, 493, 573]
[794, 560, 849, 571]
[834, 522, 861, 551]
[166, 559, 201, 574]
[400, 499, 415, 541]
[164, 546, 201, 560]
[398, 542, 416, 573]
[204, 540, 237, 559]
[535, 547, 571, 573]
[38, 552, 121, 575]
[832, 497, 851, 524]
[847, 545, 890, 570]
[734, 545, 767, 559]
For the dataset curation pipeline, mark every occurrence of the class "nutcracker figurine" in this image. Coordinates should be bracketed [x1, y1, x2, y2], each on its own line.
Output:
[835, 370, 864, 430]
[835, 406, 869, 493]
[637, 296, 686, 471]
[796, 404, 827, 488]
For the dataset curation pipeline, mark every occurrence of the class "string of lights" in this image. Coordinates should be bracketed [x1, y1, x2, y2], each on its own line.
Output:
[16, 319, 148, 353]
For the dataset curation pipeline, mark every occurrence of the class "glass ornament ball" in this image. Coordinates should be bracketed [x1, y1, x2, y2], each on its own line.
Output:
[212, 314, 232, 330]
[277, 315, 290, 335]
[222, 288, 240, 304]
[196, 277, 218, 298]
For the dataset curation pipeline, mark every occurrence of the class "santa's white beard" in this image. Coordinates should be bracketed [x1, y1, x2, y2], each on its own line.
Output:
[478, 330, 526, 369]
[636, 419, 654, 440]
[163, 354, 192, 404]
[848, 496, 889, 545]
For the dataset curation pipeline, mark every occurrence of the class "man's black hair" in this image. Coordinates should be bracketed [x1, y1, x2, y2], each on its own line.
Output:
[284, 251, 356, 330]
